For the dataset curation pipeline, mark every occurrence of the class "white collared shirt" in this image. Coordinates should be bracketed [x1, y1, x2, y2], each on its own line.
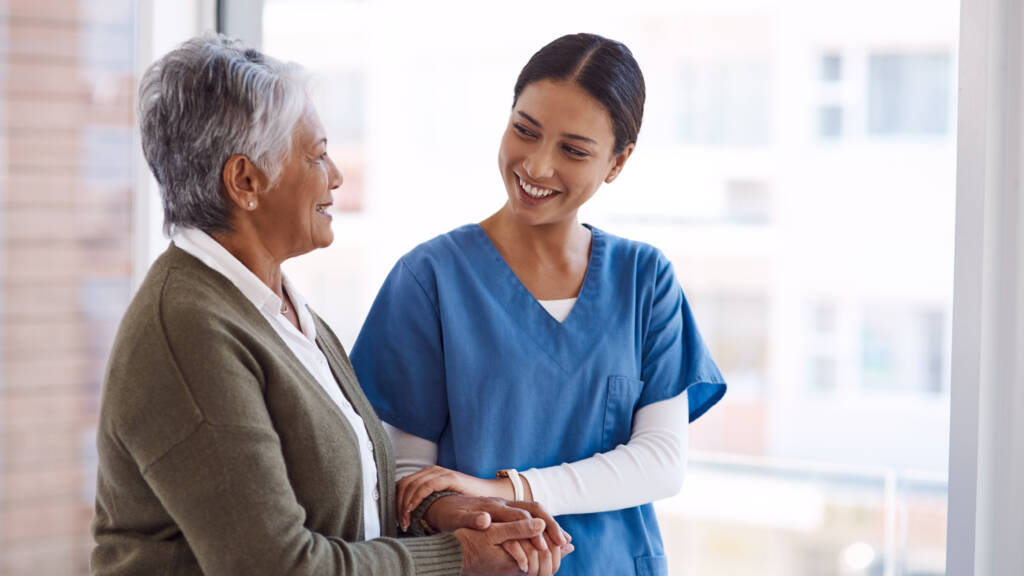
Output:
[172, 228, 381, 539]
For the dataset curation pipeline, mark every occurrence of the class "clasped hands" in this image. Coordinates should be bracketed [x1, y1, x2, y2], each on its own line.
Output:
[416, 479, 573, 575]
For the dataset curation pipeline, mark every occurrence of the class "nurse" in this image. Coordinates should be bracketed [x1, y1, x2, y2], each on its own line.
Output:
[351, 33, 726, 575]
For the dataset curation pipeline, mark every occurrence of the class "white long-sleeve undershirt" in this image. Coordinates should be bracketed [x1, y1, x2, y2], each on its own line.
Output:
[384, 391, 688, 517]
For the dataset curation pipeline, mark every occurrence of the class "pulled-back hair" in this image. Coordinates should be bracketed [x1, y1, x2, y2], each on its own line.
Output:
[513, 33, 645, 154]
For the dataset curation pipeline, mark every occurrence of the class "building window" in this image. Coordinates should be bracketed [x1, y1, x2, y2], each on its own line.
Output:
[678, 60, 772, 147]
[867, 52, 952, 136]
[818, 105, 843, 140]
[725, 180, 772, 224]
[806, 301, 838, 392]
[692, 293, 769, 396]
[808, 355, 838, 392]
[861, 305, 947, 393]
[821, 52, 843, 82]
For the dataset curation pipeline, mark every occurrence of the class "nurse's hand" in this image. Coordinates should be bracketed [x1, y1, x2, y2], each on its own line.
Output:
[398, 465, 531, 530]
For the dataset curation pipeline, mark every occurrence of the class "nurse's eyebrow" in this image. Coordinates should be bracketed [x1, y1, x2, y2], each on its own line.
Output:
[516, 111, 598, 145]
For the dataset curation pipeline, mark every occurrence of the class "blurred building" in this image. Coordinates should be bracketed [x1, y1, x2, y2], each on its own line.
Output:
[0, 0, 137, 573]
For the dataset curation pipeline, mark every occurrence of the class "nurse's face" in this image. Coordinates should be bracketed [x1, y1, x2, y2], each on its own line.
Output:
[497, 79, 633, 226]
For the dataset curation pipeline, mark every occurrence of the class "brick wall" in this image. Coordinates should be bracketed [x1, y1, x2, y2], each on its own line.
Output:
[1, 1, 137, 574]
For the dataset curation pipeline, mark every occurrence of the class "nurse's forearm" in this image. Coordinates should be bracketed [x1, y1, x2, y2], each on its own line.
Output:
[386, 394, 688, 516]
[520, 393, 689, 517]
[384, 422, 438, 479]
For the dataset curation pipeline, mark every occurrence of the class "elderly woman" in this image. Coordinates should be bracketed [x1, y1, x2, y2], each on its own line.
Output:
[90, 34, 571, 576]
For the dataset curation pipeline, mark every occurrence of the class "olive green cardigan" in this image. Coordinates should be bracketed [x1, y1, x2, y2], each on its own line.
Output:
[91, 244, 463, 575]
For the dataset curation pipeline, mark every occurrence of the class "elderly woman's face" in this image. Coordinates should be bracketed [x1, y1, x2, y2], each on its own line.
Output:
[260, 103, 341, 256]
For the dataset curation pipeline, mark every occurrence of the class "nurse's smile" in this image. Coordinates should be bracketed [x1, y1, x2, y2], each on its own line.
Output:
[516, 172, 562, 205]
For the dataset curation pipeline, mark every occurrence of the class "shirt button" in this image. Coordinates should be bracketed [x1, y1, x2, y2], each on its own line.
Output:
[372, 488, 380, 501]
[366, 440, 375, 452]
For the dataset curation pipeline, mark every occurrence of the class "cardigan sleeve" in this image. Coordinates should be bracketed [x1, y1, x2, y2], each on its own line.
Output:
[96, 266, 463, 576]
[141, 421, 461, 576]
[140, 416, 460, 573]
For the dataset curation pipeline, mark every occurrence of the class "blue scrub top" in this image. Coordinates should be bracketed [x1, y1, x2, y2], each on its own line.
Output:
[352, 224, 726, 576]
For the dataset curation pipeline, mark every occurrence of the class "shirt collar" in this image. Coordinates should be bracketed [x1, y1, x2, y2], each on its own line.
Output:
[171, 227, 318, 341]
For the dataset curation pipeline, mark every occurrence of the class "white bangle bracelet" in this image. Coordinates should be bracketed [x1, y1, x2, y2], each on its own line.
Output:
[497, 469, 524, 501]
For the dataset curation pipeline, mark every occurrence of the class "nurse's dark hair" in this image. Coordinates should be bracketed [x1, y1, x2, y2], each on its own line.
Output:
[512, 33, 645, 155]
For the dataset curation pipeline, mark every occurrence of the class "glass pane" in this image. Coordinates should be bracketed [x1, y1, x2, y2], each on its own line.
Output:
[0, 1, 138, 573]
[868, 53, 953, 136]
[264, 1, 958, 573]
[821, 53, 843, 82]
[819, 105, 843, 139]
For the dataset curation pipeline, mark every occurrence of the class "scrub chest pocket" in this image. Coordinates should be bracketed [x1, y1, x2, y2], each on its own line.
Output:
[635, 554, 669, 576]
[602, 375, 645, 450]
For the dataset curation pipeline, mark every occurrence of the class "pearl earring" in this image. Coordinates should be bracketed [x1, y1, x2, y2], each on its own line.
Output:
[248, 201, 255, 209]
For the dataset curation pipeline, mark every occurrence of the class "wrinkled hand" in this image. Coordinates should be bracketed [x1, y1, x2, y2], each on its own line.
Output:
[454, 520, 574, 576]
[455, 519, 545, 576]
[426, 495, 573, 575]
[496, 501, 574, 575]
[398, 466, 508, 530]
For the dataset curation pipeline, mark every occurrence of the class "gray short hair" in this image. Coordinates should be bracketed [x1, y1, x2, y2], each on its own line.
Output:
[138, 32, 308, 235]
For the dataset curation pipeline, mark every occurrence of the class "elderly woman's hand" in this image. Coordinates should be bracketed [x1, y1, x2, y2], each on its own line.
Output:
[455, 522, 574, 576]
[454, 516, 573, 576]
[398, 465, 523, 529]
[496, 501, 574, 576]
[424, 495, 573, 575]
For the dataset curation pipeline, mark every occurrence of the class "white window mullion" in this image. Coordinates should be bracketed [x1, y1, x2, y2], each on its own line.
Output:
[947, 0, 1024, 573]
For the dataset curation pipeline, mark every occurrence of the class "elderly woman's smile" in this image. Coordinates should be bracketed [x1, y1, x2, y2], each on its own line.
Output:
[315, 202, 332, 218]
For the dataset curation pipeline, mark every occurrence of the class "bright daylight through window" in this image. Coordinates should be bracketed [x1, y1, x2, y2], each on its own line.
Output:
[264, 1, 957, 574]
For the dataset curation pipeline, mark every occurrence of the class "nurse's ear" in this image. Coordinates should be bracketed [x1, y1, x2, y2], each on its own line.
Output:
[604, 143, 635, 184]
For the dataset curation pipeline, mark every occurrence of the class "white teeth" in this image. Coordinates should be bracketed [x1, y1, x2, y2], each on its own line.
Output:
[519, 176, 555, 199]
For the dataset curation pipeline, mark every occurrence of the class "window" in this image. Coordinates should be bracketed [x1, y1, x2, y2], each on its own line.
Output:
[725, 180, 773, 224]
[819, 105, 843, 139]
[678, 59, 773, 147]
[868, 52, 952, 136]
[259, 2, 958, 575]
[821, 52, 843, 82]
[691, 293, 769, 397]
[862, 305, 948, 393]
[806, 301, 839, 392]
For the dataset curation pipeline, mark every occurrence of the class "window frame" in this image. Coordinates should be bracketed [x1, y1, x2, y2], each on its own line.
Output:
[134, 0, 1021, 572]
[946, 0, 1024, 573]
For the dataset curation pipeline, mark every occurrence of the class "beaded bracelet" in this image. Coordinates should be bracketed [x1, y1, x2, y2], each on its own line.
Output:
[404, 490, 460, 536]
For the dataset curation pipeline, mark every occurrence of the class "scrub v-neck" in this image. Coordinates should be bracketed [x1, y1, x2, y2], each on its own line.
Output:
[469, 223, 608, 374]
